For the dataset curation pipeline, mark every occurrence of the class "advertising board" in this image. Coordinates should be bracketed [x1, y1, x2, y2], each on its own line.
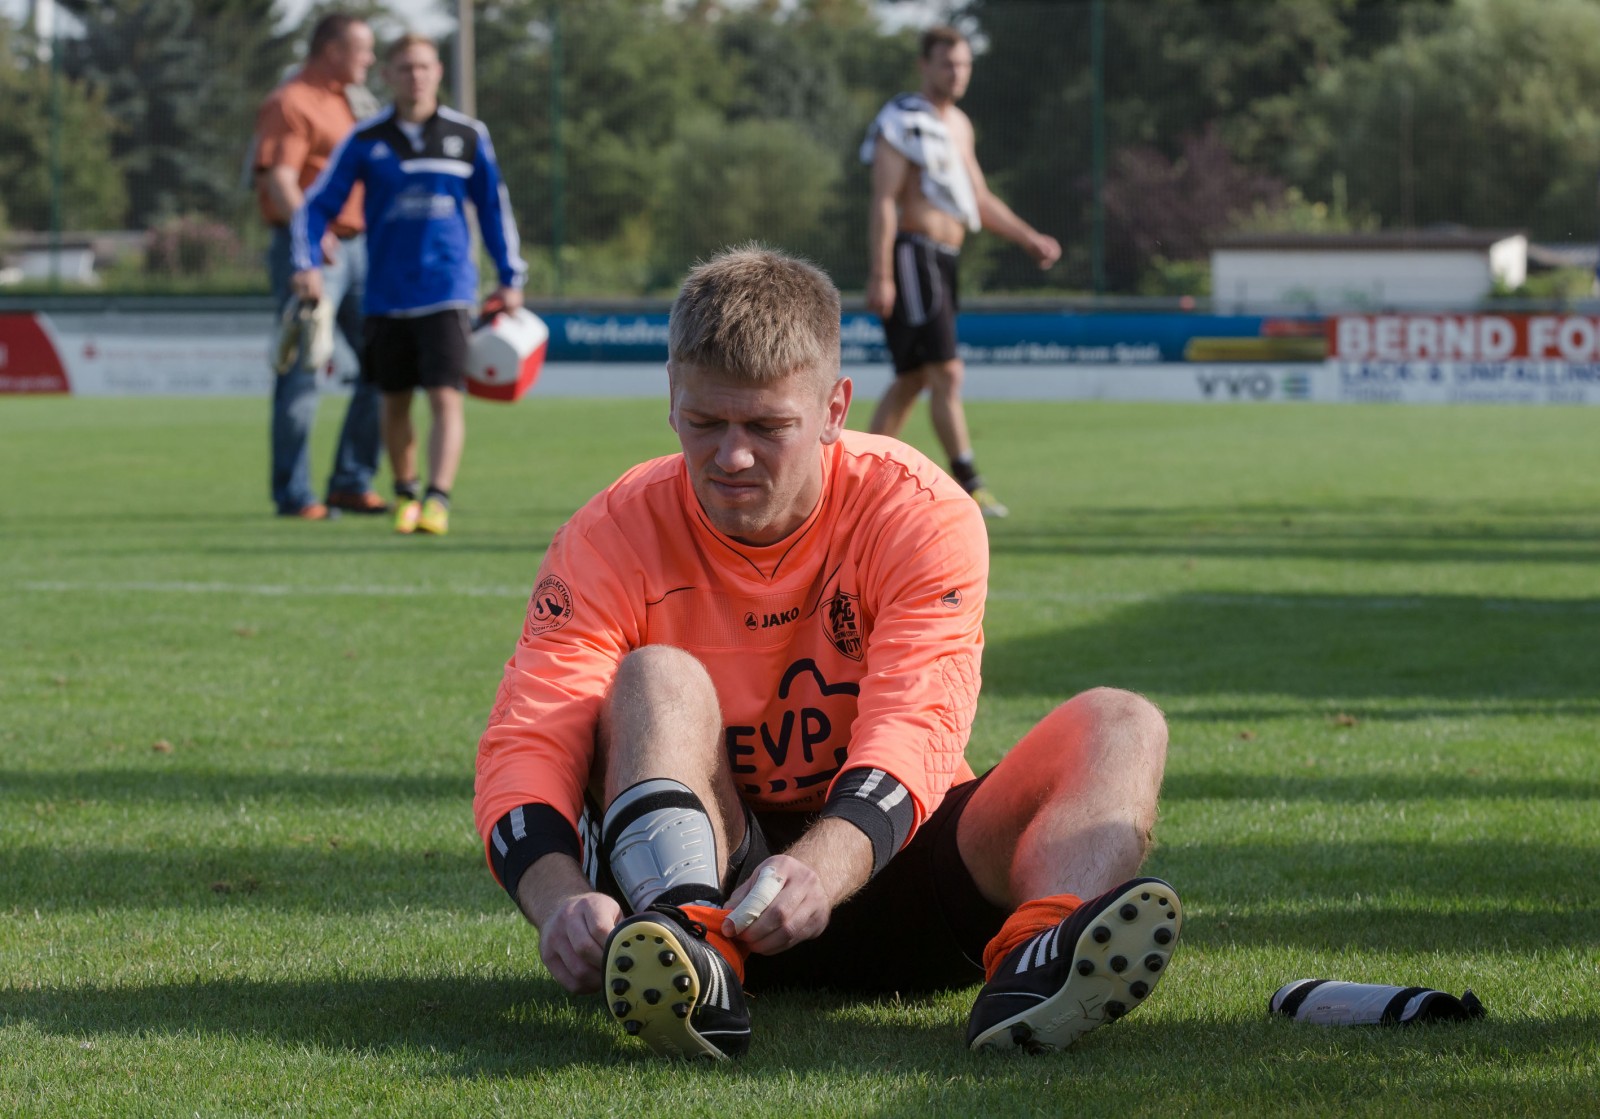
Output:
[6, 305, 1600, 405]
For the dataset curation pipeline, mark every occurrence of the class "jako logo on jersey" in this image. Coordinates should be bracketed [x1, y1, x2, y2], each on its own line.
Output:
[940, 589, 962, 608]
[748, 607, 799, 630]
[527, 574, 574, 635]
[824, 589, 863, 661]
[442, 135, 464, 158]
[371, 141, 392, 160]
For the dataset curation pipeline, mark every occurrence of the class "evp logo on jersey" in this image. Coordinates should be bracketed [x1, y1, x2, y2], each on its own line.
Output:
[726, 658, 857, 800]
[526, 574, 574, 635]
[824, 589, 863, 661]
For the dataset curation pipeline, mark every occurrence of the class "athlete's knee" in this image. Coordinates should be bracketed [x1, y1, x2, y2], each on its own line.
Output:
[1072, 686, 1166, 744]
[1033, 687, 1168, 777]
[613, 645, 718, 708]
[923, 359, 964, 397]
[892, 369, 927, 395]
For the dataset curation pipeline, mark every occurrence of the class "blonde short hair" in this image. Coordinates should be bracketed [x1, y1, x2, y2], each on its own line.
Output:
[385, 33, 437, 62]
[668, 244, 841, 387]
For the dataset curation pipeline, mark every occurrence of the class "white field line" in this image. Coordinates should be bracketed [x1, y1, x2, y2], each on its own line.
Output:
[17, 579, 530, 599]
[13, 580, 1597, 614]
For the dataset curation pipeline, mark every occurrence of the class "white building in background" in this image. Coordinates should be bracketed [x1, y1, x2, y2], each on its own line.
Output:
[1211, 229, 1529, 312]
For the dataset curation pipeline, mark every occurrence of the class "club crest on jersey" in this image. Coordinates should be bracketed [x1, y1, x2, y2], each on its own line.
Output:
[824, 589, 863, 661]
[443, 135, 464, 158]
[527, 574, 574, 635]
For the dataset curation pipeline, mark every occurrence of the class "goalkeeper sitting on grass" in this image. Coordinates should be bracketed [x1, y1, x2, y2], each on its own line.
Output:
[473, 245, 1180, 1060]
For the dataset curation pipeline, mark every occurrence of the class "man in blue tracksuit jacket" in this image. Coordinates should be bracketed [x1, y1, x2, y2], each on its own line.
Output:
[292, 32, 526, 537]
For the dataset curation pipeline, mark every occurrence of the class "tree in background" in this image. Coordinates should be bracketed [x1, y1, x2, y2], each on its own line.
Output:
[0, 17, 126, 233]
[56, 0, 295, 230]
[1279, 0, 1600, 242]
[471, 0, 729, 292]
[953, 0, 1460, 292]
[652, 114, 841, 279]
[471, 0, 911, 294]
[9, 0, 1600, 296]
[1103, 125, 1285, 293]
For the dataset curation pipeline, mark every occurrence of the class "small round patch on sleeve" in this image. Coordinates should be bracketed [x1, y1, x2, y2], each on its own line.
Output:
[527, 574, 575, 634]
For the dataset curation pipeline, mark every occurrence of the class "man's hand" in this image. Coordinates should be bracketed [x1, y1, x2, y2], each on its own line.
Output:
[537, 890, 624, 994]
[1028, 232, 1062, 270]
[291, 268, 324, 303]
[494, 285, 524, 313]
[866, 274, 897, 320]
[321, 230, 341, 267]
[721, 854, 833, 956]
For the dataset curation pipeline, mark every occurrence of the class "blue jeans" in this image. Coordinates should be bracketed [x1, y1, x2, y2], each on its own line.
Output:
[267, 228, 382, 513]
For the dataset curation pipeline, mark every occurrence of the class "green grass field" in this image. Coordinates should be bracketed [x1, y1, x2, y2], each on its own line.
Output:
[2, 394, 1597, 1117]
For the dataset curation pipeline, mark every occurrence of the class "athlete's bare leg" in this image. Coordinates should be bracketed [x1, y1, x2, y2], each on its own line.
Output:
[382, 390, 416, 484]
[956, 687, 1168, 907]
[868, 369, 927, 438]
[425, 385, 465, 493]
[597, 645, 747, 880]
[922, 357, 973, 462]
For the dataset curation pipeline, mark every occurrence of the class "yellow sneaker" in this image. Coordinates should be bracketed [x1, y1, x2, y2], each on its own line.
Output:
[970, 486, 1009, 519]
[417, 496, 450, 536]
[393, 499, 422, 534]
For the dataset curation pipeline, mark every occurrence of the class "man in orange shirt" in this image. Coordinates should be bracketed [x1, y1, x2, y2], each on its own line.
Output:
[255, 13, 386, 520]
[474, 246, 1179, 1060]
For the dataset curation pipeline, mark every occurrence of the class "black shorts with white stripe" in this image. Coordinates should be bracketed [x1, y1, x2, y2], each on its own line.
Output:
[882, 231, 961, 374]
[743, 770, 1007, 994]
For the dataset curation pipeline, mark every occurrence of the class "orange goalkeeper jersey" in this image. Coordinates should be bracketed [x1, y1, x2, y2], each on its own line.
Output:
[473, 430, 988, 858]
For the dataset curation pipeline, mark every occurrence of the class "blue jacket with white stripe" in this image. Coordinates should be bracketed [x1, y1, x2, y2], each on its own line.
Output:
[293, 104, 526, 317]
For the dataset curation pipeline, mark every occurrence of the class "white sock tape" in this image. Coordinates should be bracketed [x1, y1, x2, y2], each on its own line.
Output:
[727, 865, 786, 933]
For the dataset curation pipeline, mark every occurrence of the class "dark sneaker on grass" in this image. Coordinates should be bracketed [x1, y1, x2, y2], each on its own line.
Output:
[602, 903, 751, 1061]
[967, 877, 1182, 1053]
[327, 490, 391, 514]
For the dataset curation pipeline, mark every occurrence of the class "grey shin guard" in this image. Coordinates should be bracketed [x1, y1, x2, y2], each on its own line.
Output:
[601, 779, 722, 912]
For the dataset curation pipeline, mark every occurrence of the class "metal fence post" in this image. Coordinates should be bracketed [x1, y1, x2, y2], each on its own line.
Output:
[550, 1, 565, 296]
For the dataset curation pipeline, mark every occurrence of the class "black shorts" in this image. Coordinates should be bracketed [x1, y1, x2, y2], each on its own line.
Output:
[882, 232, 961, 375]
[361, 309, 471, 393]
[737, 771, 1006, 993]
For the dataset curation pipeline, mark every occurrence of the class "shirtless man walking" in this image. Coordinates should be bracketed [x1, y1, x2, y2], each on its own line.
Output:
[862, 25, 1061, 518]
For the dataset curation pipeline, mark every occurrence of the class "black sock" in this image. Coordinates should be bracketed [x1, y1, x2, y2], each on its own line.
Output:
[395, 480, 420, 502]
[424, 486, 451, 508]
[949, 456, 982, 491]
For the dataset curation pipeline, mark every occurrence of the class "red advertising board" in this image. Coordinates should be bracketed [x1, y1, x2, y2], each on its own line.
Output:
[0, 313, 71, 393]
[1329, 313, 1600, 363]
